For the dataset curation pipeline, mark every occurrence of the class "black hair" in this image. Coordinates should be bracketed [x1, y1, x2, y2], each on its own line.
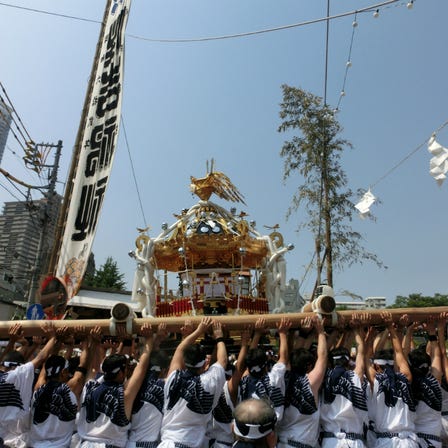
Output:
[408, 348, 431, 401]
[3, 350, 25, 365]
[290, 348, 316, 375]
[409, 348, 430, 374]
[245, 348, 268, 378]
[67, 356, 80, 376]
[328, 347, 350, 369]
[373, 348, 394, 361]
[183, 344, 206, 371]
[44, 355, 67, 380]
[150, 350, 170, 370]
[102, 354, 127, 381]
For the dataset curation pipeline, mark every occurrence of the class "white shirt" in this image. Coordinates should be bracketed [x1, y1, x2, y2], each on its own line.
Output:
[160, 363, 226, 448]
[0, 361, 35, 448]
[77, 376, 130, 448]
[28, 381, 78, 448]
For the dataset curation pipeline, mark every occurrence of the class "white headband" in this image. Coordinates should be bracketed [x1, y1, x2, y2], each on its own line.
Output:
[46, 360, 69, 377]
[185, 359, 206, 369]
[373, 359, 394, 366]
[233, 418, 276, 440]
[333, 355, 349, 361]
[101, 364, 122, 375]
[249, 363, 266, 373]
[2, 361, 22, 368]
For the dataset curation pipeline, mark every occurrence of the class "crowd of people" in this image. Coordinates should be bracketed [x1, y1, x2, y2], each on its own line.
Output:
[0, 311, 447, 448]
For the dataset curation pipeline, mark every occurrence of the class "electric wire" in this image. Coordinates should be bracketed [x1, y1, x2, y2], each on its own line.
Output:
[0, 180, 24, 202]
[0, 0, 401, 43]
[121, 114, 148, 228]
[0, 1, 100, 23]
[335, 12, 358, 111]
[370, 119, 448, 189]
[0, 82, 33, 145]
[4, 144, 44, 187]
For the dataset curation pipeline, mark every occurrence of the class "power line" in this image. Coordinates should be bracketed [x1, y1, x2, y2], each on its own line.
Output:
[121, 114, 148, 228]
[0, 82, 34, 146]
[370, 119, 448, 189]
[128, 0, 402, 43]
[0, 1, 100, 23]
[0, 0, 402, 43]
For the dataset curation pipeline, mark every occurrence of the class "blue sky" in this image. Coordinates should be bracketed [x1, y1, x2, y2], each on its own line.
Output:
[0, 0, 447, 304]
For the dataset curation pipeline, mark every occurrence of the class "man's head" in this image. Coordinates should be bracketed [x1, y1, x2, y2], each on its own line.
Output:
[150, 350, 170, 376]
[1, 350, 25, 371]
[372, 348, 394, 373]
[245, 348, 268, 378]
[183, 344, 207, 373]
[233, 398, 277, 447]
[101, 354, 128, 382]
[328, 347, 350, 369]
[290, 348, 316, 375]
[45, 354, 69, 380]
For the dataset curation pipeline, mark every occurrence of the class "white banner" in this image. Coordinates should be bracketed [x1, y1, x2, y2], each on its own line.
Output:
[56, 0, 131, 298]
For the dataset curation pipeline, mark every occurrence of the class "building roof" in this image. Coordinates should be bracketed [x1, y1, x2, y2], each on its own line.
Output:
[67, 288, 138, 311]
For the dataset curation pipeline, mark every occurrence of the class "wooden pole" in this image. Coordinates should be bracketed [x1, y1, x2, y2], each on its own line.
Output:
[0, 307, 447, 338]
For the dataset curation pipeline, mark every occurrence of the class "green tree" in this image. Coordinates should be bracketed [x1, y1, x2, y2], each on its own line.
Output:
[278, 85, 383, 288]
[84, 256, 127, 291]
[388, 293, 448, 308]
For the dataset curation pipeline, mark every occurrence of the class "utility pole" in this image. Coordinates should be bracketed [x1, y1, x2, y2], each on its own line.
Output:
[27, 140, 62, 306]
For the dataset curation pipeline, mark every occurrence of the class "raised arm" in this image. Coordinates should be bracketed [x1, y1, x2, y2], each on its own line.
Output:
[250, 317, 267, 349]
[383, 312, 412, 382]
[437, 312, 448, 381]
[351, 313, 367, 382]
[167, 317, 212, 377]
[426, 317, 442, 383]
[228, 326, 251, 405]
[31, 322, 65, 369]
[307, 316, 327, 399]
[276, 317, 292, 365]
[402, 320, 418, 358]
[68, 326, 102, 399]
[0, 323, 24, 362]
[364, 325, 377, 388]
[212, 321, 227, 368]
[124, 323, 154, 419]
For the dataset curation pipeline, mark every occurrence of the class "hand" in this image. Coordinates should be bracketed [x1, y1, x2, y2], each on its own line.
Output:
[212, 321, 224, 339]
[40, 322, 57, 339]
[180, 320, 194, 337]
[312, 315, 325, 333]
[115, 324, 129, 341]
[197, 317, 213, 334]
[102, 338, 118, 351]
[254, 317, 267, 334]
[277, 317, 292, 334]
[300, 316, 313, 334]
[32, 335, 44, 346]
[89, 326, 102, 343]
[8, 323, 24, 343]
[380, 311, 394, 328]
[156, 323, 169, 341]
[140, 323, 153, 339]
[398, 314, 410, 328]
[55, 326, 69, 342]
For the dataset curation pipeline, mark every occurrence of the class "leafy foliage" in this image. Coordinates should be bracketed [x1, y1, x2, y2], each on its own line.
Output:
[83, 256, 127, 291]
[388, 293, 448, 308]
[278, 85, 384, 284]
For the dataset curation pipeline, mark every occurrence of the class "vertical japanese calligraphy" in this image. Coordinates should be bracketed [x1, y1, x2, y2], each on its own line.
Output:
[56, 0, 131, 298]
